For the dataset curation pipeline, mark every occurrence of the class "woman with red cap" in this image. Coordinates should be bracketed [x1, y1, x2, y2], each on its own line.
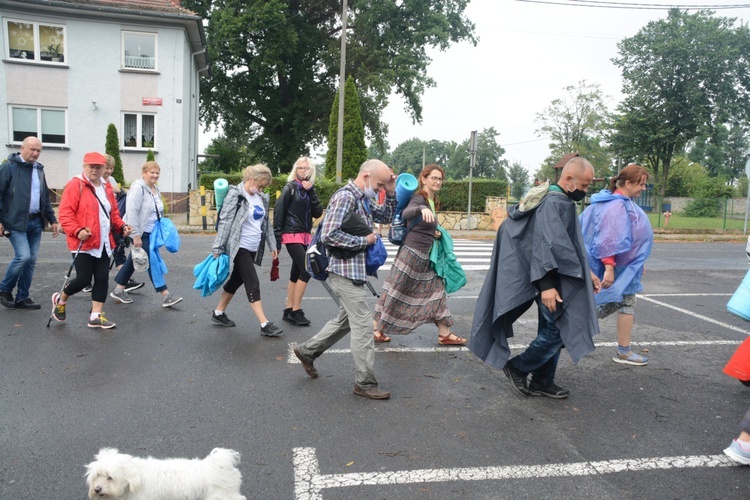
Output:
[54, 152, 131, 328]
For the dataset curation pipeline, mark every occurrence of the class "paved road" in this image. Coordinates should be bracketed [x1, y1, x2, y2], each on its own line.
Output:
[1, 235, 749, 498]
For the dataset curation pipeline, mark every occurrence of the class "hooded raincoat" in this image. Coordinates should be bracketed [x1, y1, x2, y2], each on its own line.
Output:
[579, 190, 653, 305]
[469, 190, 599, 369]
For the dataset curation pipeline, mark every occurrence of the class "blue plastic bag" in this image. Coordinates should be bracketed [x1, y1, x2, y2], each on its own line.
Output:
[366, 235, 388, 277]
[193, 253, 229, 297]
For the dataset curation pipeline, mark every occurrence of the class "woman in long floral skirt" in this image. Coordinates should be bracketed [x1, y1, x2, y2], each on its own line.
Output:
[373, 164, 466, 345]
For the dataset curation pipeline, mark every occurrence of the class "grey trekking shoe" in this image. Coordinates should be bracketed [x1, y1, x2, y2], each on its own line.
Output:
[88, 313, 116, 329]
[110, 288, 133, 304]
[353, 384, 391, 400]
[260, 321, 283, 337]
[162, 293, 183, 308]
[211, 311, 235, 327]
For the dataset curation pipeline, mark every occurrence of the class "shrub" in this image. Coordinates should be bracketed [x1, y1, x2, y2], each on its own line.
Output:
[683, 197, 722, 218]
[198, 174, 507, 212]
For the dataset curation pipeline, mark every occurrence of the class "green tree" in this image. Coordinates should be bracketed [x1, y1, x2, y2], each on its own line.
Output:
[446, 127, 508, 180]
[535, 80, 613, 178]
[390, 138, 457, 176]
[367, 141, 391, 166]
[688, 124, 750, 183]
[104, 123, 124, 184]
[325, 76, 367, 181]
[508, 162, 529, 201]
[146, 149, 155, 162]
[200, 134, 257, 174]
[193, 0, 476, 170]
[610, 9, 750, 201]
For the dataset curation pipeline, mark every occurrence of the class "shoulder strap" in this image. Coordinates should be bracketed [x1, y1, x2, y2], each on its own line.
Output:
[80, 178, 111, 220]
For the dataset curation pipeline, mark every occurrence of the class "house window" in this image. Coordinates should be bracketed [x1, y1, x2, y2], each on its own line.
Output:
[122, 31, 157, 70]
[5, 20, 65, 63]
[10, 106, 66, 144]
[123, 113, 156, 149]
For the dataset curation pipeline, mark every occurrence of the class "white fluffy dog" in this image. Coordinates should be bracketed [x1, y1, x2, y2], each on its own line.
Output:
[85, 447, 246, 500]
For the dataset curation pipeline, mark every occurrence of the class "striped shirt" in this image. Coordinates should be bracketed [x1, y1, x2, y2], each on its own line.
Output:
[322, 180, 396, 282]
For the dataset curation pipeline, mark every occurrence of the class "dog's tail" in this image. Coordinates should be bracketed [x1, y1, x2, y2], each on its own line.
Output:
[207, 448, 242, 469]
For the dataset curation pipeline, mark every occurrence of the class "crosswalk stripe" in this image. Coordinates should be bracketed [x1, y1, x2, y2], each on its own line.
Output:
[381, 239, 494, 271]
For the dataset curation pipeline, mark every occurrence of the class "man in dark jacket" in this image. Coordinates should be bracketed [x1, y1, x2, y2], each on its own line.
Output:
[469, 157, 600, 399]
[0, 136, 59, 309]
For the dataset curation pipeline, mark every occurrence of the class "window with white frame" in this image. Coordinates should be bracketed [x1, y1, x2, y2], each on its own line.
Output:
[122, 113, 156, 149]
[122, 31, 157, 70]
[10, 106, 66, 144]
[5, 20, 66, 63]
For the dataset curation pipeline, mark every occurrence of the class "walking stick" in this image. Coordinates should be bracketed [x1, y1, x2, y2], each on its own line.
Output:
[47, 240, 84, 328]
[110, 236, 128, 270]
[320, 280, 340, 307]
[365, 280, 380, 298]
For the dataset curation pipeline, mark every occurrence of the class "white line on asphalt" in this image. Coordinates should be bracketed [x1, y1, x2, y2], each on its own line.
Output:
[642, 293, 733, 297]
[286, 340, 742, 364]
[292, 447, 738, 499]
[639, 295, 750, 335]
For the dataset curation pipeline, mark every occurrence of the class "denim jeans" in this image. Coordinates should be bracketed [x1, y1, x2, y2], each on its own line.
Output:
[114, 232, 167, 293]
[1, 217, 43, 301]
[508, 298, 563, 387]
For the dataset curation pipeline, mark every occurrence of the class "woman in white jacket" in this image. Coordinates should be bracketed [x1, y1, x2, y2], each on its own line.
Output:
[109, 161, 182, 307]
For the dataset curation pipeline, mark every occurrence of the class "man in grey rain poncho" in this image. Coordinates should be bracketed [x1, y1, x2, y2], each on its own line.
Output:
[469, 157, 601, 399]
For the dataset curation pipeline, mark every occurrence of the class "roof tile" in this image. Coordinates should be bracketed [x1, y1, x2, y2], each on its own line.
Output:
[53, 0, 198, 17]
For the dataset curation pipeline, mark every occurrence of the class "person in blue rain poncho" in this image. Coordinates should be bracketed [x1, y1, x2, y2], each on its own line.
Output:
[579, 164, 653, 367]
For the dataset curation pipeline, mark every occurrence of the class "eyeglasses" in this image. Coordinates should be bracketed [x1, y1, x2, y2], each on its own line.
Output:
[428, 176, 444, 182]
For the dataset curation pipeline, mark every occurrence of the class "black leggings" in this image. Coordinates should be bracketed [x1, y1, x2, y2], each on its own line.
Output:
[223, 248, 261, 303]
[285, 243, 310, 283]
[64, 253, 110, 303]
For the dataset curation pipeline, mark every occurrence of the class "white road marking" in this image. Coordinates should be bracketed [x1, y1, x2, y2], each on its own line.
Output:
[639, 295, 750, 335]
[286, 340, 742, 363]
[292, 447, 739, 499]
[381, 240, 495, 271]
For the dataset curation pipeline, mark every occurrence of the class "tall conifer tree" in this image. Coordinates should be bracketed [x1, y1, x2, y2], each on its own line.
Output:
[326, 76, 367, 180]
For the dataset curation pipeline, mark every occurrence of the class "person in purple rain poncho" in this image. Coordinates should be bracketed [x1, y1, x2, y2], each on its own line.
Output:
[580, 164, 653, 366]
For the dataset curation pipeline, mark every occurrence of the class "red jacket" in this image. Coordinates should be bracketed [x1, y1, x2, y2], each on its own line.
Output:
[59, 175, 125, 252]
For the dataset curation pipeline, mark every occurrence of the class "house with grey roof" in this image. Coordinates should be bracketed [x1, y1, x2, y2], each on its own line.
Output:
[0, 0, 209, 207]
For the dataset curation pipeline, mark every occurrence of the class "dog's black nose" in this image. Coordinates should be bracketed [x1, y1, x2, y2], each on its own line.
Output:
[94, 486, 102, 493]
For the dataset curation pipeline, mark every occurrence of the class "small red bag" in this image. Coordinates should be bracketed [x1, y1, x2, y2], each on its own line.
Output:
[270, 257, 280, 282]
[724, 337, 750, 382]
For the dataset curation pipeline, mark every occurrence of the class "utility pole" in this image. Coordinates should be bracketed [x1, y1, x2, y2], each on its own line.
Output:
[467, 130, 477, 230]
[335, 0, 348, 183]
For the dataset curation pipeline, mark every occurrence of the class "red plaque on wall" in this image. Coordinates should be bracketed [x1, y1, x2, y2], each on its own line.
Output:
[142, 98, 163, 106]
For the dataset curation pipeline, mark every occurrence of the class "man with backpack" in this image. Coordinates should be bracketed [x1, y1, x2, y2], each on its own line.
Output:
[293, 159, 397, 400]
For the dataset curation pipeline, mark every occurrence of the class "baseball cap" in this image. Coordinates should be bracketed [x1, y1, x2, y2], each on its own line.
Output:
[83, 152, 107, 165]
[131, 246, 149, 272]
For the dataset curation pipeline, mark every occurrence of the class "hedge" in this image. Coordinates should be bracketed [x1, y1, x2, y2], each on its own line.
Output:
[199, 173, 507, 212]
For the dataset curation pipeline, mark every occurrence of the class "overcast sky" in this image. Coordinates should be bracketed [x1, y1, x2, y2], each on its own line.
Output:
[199, 1, 750, 174]
[380, 0, 750, 174]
